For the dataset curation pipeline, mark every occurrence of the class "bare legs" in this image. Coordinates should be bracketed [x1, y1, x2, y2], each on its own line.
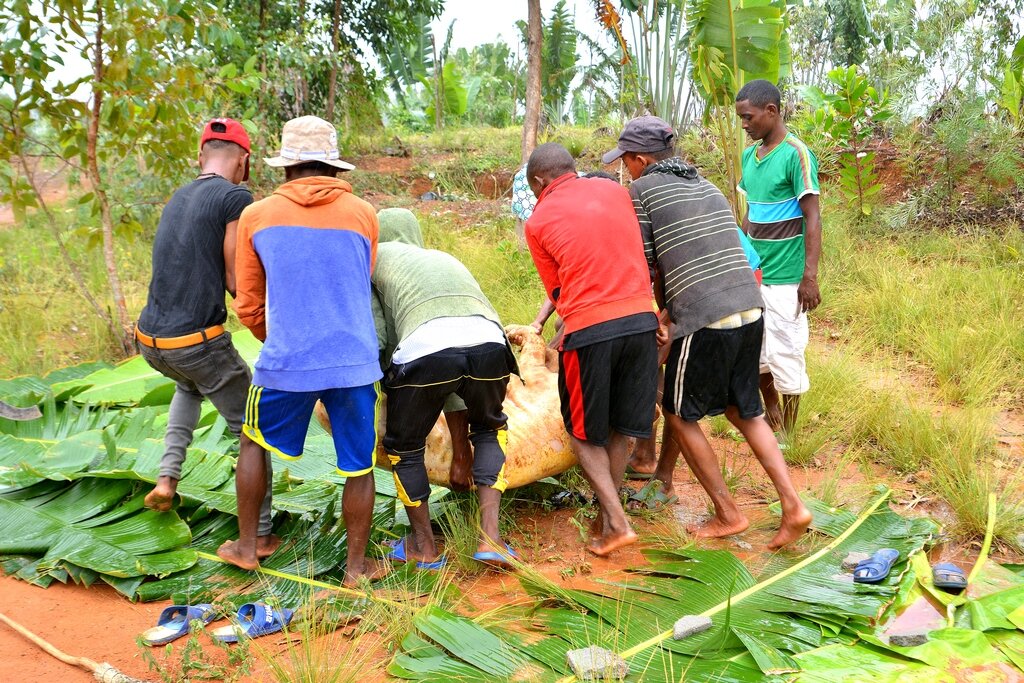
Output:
[760, 372, 800, 435]
[665, 409, 811, 549]
[218, 434, 384, 582]
[446, 409, 473, 491]
[216, 434, 266, 570]
[571, 432, 638, 556]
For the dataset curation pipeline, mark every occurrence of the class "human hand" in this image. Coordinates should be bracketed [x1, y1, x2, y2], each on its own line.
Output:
[797, 275, 821, 313]
[529, 321, 544, 335]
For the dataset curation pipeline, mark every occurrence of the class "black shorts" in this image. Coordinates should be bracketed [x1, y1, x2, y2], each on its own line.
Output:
[558, 330, 658, 446]
[663, 318, 764, 422]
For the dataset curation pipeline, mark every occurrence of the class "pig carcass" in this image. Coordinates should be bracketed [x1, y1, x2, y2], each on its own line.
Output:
[314, 324, 577, 488]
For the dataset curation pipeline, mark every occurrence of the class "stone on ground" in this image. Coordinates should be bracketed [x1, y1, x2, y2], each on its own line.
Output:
[673, 615, 713, 640]
[566, 646, 629, 680]
[889, 630, 930, 647]
[841, 551, 871, 572]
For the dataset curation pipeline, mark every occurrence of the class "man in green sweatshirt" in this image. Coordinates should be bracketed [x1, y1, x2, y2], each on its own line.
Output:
[372, 208, 521, 568]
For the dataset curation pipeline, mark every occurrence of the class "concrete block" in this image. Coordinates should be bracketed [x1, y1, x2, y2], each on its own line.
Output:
[566, 646, 629, 680]
[842, 552, 871, 572]
[889, 630, 930, 647]
[673, 615, 713, 640]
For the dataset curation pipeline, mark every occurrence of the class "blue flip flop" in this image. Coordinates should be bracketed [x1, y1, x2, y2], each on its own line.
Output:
[473, 543, 520, 569]
[141, 604, 216, 646]
[853, 548, 900, 584]
[932, 562, 968, 592]
[385, 537, 448, 571]
[210, 602, 294, 643]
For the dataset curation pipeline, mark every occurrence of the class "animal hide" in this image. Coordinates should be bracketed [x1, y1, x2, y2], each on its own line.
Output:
[314, 324, 577, 488]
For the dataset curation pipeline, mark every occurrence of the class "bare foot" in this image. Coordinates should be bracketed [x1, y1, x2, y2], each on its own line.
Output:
[217, 540, 259, 571]
[589, 514, 603, 538]
[767, 506, 813, 549]
[343, 558, 392, 588]
[144, 476, 177, 512]
[587, 528, 639, 557]
[257, 534, 282, 559]
[687, 515, 750, 539]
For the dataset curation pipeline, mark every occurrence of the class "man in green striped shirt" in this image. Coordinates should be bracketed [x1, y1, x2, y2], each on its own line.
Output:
[736, 80, 823, 439]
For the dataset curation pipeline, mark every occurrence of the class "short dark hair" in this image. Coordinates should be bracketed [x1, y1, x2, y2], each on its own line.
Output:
[201, 138, 246, 154]
[648, 148, 675, 161]
[736, 79, 782, 109]
[526, 142, 576, 182]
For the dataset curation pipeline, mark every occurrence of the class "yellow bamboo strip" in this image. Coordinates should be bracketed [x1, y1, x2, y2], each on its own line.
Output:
[967, 493, 997, 585]
[555, 489, 893, 683]
[195, 550, 405, 608]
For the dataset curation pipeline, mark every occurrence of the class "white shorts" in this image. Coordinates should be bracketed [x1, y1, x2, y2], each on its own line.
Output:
[759, 283, 810, 395]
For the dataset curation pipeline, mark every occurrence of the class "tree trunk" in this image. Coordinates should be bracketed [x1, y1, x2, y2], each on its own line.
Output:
[86, 2, 132, 355]
[432, 35, 442, 128]
[521, 0, 542, 163]
[16, 153, 118, 340]
[325, 0, 341, 121]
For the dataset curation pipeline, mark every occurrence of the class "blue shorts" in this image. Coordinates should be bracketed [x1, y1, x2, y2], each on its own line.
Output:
[242, 383, 381, 477]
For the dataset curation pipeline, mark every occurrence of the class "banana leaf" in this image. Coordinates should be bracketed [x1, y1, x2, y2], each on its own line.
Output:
[0, 478, 195, 579]
[51, 329, 261, 405]
[388, 491, 937, 681]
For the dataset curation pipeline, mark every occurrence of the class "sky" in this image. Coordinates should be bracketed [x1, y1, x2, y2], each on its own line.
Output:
[429, 0, 606, 54]
[38, 0, 609, 94]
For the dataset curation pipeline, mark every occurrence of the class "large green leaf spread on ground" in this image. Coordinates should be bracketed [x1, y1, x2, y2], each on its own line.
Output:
[2, 359, 1022, 681]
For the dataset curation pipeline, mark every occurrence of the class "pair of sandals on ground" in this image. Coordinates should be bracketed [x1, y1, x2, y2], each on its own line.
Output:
[852, 548, 968, 591]
[384, 535, 519, 570]
[142, 602, 294, 646]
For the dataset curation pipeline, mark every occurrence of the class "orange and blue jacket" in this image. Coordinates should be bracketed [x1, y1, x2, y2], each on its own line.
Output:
[233, 176, 382, 391]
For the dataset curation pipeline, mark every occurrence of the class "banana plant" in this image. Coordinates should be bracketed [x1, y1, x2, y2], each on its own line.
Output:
[687, 0, 791, 218]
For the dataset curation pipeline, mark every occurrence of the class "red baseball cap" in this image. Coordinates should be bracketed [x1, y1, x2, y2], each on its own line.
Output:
[200, 117, 251, 181]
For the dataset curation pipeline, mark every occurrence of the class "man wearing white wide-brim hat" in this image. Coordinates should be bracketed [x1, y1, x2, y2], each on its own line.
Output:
[218, 115, 388, 587]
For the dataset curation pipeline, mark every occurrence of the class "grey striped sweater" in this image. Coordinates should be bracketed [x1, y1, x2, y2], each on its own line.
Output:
[629, 158, 764, 339]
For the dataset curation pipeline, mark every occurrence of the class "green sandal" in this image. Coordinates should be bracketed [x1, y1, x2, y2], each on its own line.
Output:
[627, 480, 679, 514]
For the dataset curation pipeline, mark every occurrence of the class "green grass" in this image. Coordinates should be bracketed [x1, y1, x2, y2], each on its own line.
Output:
[820, 205, 1024, 407]
[0, 208, 153, 376]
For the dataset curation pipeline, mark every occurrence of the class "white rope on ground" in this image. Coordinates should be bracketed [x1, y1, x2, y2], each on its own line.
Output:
[0, 612, 151, 683]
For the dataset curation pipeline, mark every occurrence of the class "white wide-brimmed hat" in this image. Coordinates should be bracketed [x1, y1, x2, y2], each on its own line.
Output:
[264, 115, 355, 171]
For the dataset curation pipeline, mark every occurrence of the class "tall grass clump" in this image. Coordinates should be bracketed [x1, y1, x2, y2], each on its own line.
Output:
[782, 347, 869, 466]
[0, 208, 152, 377]
[252, 591, 380, 683]
[820, 203, 1024, 407]
[418, 211, 545, 327]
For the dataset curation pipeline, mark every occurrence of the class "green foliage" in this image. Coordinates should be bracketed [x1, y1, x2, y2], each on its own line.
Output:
[451, 42, 524, 128]
[885, 100, 1024, 229]
[388, 492, 938, 679]
[803, 65, 892, 216]
[687, 0, 791, 216]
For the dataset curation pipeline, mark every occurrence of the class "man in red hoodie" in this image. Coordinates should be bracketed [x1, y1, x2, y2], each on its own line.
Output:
[524, 143, 661, 557]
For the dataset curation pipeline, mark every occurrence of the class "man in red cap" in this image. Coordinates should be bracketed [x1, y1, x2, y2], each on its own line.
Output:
[135, 118, 278, 560]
